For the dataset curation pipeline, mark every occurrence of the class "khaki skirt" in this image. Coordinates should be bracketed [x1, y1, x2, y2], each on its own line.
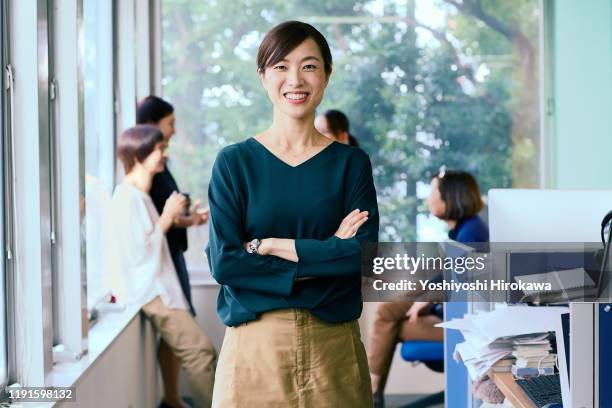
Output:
[212, 308, 373, 408]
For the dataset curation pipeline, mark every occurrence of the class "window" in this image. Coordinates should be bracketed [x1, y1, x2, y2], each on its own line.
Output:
[162, 0, 541, 269]
[0, 0, 157, 387]
[48, 0, 89, 357]
[83, 0, 116, 311]
[1, 0, 8, 390]
[7, 0, 54, 383]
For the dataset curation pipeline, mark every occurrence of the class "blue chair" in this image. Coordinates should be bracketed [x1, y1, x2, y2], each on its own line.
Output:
[398, 340, 445, 408]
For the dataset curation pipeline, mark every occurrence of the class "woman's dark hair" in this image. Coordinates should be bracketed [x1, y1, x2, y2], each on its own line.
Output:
[323, 109, 349, 135]
[323, 109, 360, 147]
[117, 125, 164, 173]
[136, 95, 174, 124]
[257, 21, 332, 76]
[434, 170, 483, 221]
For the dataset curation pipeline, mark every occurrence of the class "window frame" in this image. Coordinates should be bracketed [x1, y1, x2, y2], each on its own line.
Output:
[83, 0, 117, 315]
[540, 0, 556, 188]
[0, 0, 8, 394]
[48, 0, 88, 358]
[6, 0, 54, 385]
[1, 0, 17, 394]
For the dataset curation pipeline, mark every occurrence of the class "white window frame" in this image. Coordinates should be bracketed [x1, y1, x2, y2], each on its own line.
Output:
[150, 0, 162, 96]
[2, 1, 18, 395]
[49, 0, 88, 359]
[540, 0, 556, 188]
[9, 0, 54, 385]
[0, 0, 8, 393]
[135, 0, 152, 100]
[83, 0, 116, 316]
[116, 0, 137, 134]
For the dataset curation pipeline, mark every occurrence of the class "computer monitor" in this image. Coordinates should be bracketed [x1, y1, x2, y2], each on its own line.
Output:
[488, 189, 612, 242]
[596, 226, 612, 300]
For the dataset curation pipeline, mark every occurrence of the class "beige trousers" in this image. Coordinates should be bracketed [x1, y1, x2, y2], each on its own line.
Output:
[142, 296, 217, 408]
[212, 308, 373, 408]
[366, 301, 443, 393]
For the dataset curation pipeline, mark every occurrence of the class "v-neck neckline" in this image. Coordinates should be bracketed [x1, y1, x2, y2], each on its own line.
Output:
[249, 137, 337, 169]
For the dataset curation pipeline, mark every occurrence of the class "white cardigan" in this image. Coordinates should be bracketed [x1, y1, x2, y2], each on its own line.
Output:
[109, 181, 188, 310]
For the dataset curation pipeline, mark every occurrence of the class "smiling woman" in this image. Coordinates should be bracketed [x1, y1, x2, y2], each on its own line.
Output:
[256, 21, 332, 119]
[206, 21, 379, 407]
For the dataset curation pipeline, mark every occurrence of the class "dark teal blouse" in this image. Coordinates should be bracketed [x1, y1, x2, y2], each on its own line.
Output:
[206, 138, 379, 326]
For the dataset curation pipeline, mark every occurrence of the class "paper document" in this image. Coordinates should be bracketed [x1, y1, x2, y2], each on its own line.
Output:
[436, 305, 569, 381]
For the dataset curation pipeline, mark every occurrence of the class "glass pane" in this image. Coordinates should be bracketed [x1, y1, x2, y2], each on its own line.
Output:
[83, 0, 115, 310]
[161, 0, 541, 275]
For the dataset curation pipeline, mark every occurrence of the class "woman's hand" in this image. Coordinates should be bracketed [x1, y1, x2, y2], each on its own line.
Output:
[159, 191, 186, 233]
[194, 205, 210, 225]
[405, 301, 431, 324]
[334, 209, 369, 239]
[174, 200, 210, 227]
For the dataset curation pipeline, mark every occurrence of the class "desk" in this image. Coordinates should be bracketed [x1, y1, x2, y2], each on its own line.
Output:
[490, 372, 535, 408]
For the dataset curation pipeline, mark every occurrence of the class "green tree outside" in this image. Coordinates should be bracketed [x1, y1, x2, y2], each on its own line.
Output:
[161, 0, 540, 248]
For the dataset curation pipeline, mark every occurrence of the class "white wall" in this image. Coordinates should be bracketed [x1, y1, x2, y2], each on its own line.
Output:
[57, 315, 158, 408]
[552, 0, 612, 188]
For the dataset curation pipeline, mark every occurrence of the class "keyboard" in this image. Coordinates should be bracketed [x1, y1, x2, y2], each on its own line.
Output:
[515, 373, 562, 407]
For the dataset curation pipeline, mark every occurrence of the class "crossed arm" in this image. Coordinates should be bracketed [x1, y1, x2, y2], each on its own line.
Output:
[206, 151, 379, 294]
[243, 208, 370, 262]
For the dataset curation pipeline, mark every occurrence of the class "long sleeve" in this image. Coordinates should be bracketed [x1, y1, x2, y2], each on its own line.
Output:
[110, 186, 165, 306]
[294, 150, 379, 278]
[206, 150, 298, 295]
[150, 166, 188, 252]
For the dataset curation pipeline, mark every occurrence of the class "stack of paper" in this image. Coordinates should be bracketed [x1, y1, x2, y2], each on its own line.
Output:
[491, 358, 514, 373]
[436, 304, 568, 381]
[453, 338, 514, 379]
[510, 334, 557, 377]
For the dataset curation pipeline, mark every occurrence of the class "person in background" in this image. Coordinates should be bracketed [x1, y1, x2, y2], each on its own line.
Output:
[367, 168, 488, 408]
[110, 125, 216, 408]
[207, 21, 379, 407]
[137, 96, 212, 408]
[427, 168, 488, 243]
[315, 109, 360, 147]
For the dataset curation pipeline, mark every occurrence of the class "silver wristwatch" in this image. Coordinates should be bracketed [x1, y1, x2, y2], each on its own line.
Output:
[247, 238, 261, 254]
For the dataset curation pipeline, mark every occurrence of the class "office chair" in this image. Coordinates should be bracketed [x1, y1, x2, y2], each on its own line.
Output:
[398, 303, 445, 408]
[397, 340, 444, 408]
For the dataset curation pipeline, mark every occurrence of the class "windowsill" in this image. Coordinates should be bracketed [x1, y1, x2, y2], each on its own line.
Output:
[37, 304, 143, 407]
[14, 280, 213, 407]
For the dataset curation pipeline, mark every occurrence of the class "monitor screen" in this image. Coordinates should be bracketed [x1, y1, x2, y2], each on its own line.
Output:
[597, 227, 612, 299]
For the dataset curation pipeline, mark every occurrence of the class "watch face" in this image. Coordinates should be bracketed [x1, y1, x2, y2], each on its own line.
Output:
[248, 239, 259, 254]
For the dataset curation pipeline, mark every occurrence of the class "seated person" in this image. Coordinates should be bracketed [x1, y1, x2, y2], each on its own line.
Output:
[367, 169, 488, 408]
[109, 125, 216, 408]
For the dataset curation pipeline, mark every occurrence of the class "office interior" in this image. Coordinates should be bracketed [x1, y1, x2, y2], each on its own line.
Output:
[1, 0, 611, 407]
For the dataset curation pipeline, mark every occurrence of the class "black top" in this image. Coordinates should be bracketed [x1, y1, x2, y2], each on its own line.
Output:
[206, 138, 379, 326]
[150, 165, 188, 252]
[150, 164, 195, 315]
